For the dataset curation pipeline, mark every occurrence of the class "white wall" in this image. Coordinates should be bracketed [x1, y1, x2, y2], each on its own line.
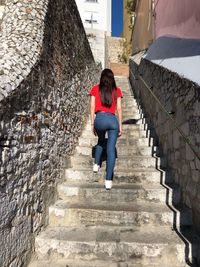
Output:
[0, 5, 4, 20]
[75, 0, 111, 35]
[86, 28, 106, 68]
[75, 0, 112, 68]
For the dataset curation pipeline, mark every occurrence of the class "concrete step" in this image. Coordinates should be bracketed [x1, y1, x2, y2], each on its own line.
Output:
[64, 168, 162, 184]
[29, 259, 188, 267]
[122, 102, 137, 108]
[122, 115, 141, 122]
[122, 108, 140, 114]
[48, 200, 192, 227]
[78, 137, 153, 147]
[68, 155, 158, 170]
[81, 128, 149, 139]
[122, 112, 141, 118]
[84, 123, 145, 131]
[121, 108, 140, 113]
[75, 145, 154, 157]
[34, 225, 186, 265]
[57, 182, 181, 205]
[121, 104, 139, 110]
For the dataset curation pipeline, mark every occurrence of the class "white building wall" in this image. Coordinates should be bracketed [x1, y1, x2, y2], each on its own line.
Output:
[75, 0, 111, 68]
[75, 0, 111, 35]
[86, 29, 106, 68]
[0, 4, 5, 20]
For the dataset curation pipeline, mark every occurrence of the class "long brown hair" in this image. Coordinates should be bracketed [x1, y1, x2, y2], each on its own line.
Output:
[99, 69, 117, 107]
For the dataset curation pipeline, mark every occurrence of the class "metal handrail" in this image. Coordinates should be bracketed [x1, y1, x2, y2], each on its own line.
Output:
[137, 74, 200, 161]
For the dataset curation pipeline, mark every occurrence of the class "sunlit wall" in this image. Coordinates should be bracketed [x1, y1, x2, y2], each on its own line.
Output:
[155, 0, 200, 39]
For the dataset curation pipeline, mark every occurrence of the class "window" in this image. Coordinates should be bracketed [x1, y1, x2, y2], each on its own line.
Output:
[85, 18, 98, 24]
[85, 0, 98, 3]
[84, 12, 98, 25]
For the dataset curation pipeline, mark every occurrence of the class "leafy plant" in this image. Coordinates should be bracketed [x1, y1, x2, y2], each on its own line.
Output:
[126, 0, 137, 14]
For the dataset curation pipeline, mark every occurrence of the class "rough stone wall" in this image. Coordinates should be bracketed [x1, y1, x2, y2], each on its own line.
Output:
[106, 36, 126, 65]
[0, 0, 99, 266]
[130, 58, 200, 233]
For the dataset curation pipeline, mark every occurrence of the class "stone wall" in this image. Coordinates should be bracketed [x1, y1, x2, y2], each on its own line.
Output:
[106, 36, 126, 65]
[130, 57, 200, 233]
[0, 0, 99, 266]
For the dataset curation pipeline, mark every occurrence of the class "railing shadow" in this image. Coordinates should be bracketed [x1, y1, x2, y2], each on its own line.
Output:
[122, 119, 139, 125]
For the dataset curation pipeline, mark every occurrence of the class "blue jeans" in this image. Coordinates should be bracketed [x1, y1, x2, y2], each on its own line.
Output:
[94, 112, 119, 180]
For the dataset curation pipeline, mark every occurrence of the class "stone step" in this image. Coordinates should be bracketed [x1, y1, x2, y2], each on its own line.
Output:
[78, 137, 153, 147]
[64, 168, 163, 184]
[57, 182, 181, 205]
[75, 145, 154, 157]
[84, 123, 144, 131]
[81, 129, 149, 139]
[121, 107, 139, 112]
[122, 111, 140, 117]
[122, 102, 137, 107]
[122, 115, 141, 122]
[34, 225, 186, 265]
[48, 200, 191, 227]
[29, 259, 187, 267]
[121, 103, 139, 108]
[122, 108, 139, 114]
[68, 155, 158, 170]
[82, 125, 147, 137]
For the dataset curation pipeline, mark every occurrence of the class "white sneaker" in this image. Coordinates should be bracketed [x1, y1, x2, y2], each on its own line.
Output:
[105, 180, 112, 190]
[93, 164, 100, 173]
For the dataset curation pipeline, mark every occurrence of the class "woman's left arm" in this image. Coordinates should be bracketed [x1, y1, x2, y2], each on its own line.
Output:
[90, 95, 96, 135]
[117, 97, 122, 136]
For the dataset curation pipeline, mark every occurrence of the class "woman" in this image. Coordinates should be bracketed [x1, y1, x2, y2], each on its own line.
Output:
[89, 68, 122, 190]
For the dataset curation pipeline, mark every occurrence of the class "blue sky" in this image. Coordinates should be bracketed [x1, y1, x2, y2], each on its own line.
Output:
[112, 0, 123, 37]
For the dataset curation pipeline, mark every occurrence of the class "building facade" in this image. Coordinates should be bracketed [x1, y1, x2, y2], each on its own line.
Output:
[131, 0, 154, 54]
[131, 0, 200, 54]
[155, 0, 200, 40]
[123, 0, 136, 50]
[75, 0, 111, 35]
[75, 0, 112, 68]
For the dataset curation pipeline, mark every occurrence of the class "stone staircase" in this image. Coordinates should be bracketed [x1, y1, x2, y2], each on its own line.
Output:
[29, 77, 193, 267]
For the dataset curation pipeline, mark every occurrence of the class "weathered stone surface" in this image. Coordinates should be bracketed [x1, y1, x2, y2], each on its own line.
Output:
[0, 0, 99, 266]
[130, 56, 200, 235]
[34, 226, 186, 263]
[106, 36, 126, 65]
[29, 259, 187, 267]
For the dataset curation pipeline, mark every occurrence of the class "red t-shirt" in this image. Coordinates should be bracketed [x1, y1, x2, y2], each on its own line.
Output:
[89, 84, 123, 114]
